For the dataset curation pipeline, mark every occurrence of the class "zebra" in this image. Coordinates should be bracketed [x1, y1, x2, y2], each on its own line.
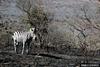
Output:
[12, 28, 37, 54]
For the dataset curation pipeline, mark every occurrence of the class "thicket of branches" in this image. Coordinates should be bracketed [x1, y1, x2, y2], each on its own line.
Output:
[67, 3, 100, 56]
[16, 0, 54, 50]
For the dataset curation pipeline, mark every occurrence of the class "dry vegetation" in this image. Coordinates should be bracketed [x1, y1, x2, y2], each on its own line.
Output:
[14, 0, 100, 57]
[0, 0, 100, 67]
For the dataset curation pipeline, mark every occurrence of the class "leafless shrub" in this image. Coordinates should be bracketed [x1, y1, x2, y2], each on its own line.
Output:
[16, 0, 54, 52]
[67, 3, 100, 56]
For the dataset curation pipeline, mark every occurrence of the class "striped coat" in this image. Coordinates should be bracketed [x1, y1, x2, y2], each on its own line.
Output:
[12, 28, 36, 54]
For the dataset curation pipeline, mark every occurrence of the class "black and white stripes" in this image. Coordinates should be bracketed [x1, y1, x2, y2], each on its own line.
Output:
[12, 28, 37, 54]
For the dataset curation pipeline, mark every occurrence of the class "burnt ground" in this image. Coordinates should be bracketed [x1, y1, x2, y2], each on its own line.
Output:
[0, 44, 100, 67]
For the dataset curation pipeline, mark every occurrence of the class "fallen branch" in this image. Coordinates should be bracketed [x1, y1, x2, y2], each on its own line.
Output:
[0, 51, 100, 64]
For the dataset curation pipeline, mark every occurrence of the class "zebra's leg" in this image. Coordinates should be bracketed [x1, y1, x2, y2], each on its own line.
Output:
[22, 41, 25, 54]
[27, 42, 31, 54]
[14, 40, 17, 53]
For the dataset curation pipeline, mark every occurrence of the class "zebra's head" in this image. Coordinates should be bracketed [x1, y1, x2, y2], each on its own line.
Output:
[30, 28, 35, 32]
[29, 28, 37, 41]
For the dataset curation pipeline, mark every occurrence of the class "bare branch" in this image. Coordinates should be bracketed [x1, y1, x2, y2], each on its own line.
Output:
[67, 22, 86, 38]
